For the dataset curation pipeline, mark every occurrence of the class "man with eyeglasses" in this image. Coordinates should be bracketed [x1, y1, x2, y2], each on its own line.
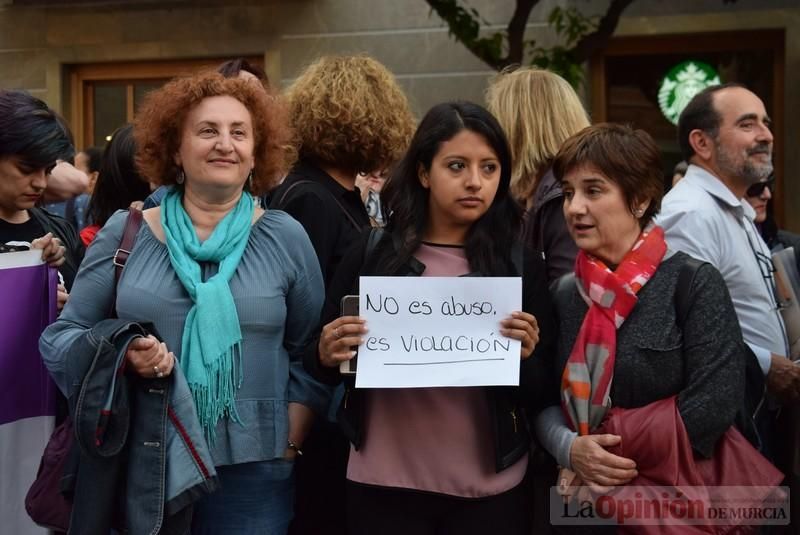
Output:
[657, 83, 795, 458]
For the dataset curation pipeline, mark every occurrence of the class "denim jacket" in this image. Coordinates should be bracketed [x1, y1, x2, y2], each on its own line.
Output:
[53, 319, 217, 535]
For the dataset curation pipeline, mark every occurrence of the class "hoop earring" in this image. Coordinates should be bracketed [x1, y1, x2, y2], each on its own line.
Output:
[247, 170, 253, 191]
[176, 169, 185, 185]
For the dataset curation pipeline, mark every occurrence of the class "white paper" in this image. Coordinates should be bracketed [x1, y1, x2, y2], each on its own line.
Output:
[0, 250, 43, 270]
[356, 276, 522, 388]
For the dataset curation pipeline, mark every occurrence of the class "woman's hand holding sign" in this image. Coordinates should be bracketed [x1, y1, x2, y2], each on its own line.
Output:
[321, 311, 537, 367]
[319, 316, 367, 368]
[500, 311, 539, 359]
[31, 232, 66, 267]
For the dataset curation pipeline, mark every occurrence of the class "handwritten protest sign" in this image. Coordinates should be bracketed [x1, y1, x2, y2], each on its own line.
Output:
[356, 276, 522, 388]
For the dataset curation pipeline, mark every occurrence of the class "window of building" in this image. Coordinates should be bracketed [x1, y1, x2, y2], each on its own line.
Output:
[67, 57, 263, 149]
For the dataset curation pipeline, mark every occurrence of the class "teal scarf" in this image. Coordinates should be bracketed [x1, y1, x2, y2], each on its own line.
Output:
[161, 189, 254, 442]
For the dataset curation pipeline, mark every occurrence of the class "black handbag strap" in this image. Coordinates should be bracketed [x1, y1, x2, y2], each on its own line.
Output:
[550, 272, 576, 313]
[109, 208, 143, 317]
[674, 256, 705, 326]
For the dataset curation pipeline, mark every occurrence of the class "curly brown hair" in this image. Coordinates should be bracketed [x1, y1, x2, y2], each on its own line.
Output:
[134, 71, 295, 195]
[287, 55, 415, 174]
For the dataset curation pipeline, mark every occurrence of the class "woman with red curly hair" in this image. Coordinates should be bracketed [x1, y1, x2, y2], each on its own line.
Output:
[40, 71, 329, 534]
[268, 54, 415, 535]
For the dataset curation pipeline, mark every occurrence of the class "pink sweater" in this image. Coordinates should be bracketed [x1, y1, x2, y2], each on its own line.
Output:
[346, 243, 528, 497]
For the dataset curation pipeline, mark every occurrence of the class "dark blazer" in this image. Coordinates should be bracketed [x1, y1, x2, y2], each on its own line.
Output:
[549, 251, 746, 457]
[30, 207, 84, 291]
[303, 230, 558, 472]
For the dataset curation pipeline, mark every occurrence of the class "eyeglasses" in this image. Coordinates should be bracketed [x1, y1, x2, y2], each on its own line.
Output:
[753, 250, 777, 281]
[746, 177, 775, 198]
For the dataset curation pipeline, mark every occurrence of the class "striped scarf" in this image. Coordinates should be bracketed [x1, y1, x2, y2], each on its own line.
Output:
[561, 225, 667, 435]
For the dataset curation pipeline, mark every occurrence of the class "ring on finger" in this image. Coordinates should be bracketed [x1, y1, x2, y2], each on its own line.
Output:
[153, 365, 160, 376]
[334, 327, 341, 339]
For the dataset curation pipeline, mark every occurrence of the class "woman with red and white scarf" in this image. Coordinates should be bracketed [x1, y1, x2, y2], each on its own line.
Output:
[534, 124, 782, 533]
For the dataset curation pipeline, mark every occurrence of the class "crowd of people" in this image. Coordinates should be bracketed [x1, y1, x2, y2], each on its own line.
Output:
[1, 53, 798, 534]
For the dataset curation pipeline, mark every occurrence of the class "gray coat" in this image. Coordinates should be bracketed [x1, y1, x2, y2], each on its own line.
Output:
[550, 252, 746, 457]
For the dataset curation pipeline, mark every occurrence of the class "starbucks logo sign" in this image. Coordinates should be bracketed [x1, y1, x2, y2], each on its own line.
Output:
[658, 61, 721, 125]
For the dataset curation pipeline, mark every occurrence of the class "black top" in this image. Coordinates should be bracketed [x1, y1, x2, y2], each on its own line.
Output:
[0, 215, 45, 245]
[1, 208, 84, 290]
[268, 161, 371, 288]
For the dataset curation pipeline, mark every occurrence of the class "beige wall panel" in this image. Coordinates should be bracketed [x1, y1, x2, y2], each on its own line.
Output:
[275, 0, 562, 35]
[26, 88, 48, 102]
[0, 8, 46, 49]
[45, 12, 124, 47]
[153, 37, 273, 63]
[114, 6, 271, 45]
[55, 42, 163, 63]
[279, 26, 558, 82]
[280, 31, 490, 79]
[0, 49, 47, 89]
[45, 39, 269, 66]
[396, 73, 494, 117]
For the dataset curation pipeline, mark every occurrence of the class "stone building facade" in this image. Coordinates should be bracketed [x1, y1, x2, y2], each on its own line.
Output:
[0, 0, 797, 229]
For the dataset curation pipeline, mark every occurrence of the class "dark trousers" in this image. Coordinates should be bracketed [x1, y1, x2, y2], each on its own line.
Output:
[345, 481, 531, 535]
[289, 420, 350, 535]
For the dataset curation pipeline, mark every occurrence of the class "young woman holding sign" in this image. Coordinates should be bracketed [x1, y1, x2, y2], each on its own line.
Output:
[303, 101, 556, 534]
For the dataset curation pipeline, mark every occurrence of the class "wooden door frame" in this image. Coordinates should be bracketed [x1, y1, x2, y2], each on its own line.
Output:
[590, 29, 785, 223]
[68, 56, 263, 149]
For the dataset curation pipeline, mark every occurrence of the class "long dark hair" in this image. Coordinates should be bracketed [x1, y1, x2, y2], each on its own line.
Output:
[381, 101, 522, 275]
[87, 124, 151, 227]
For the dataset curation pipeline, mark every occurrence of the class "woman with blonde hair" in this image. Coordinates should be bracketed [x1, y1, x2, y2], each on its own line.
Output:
[486, 67, 590, 281]
[269, 54, 415, 535]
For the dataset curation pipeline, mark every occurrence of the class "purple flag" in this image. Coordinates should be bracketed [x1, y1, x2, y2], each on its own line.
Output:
[0, 257, 58, 425]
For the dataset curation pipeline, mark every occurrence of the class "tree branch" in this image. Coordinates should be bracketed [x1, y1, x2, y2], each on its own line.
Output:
[571, 0, 636, 63]
[425, 0, 504, 70]
[505, 0, 539, 66]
